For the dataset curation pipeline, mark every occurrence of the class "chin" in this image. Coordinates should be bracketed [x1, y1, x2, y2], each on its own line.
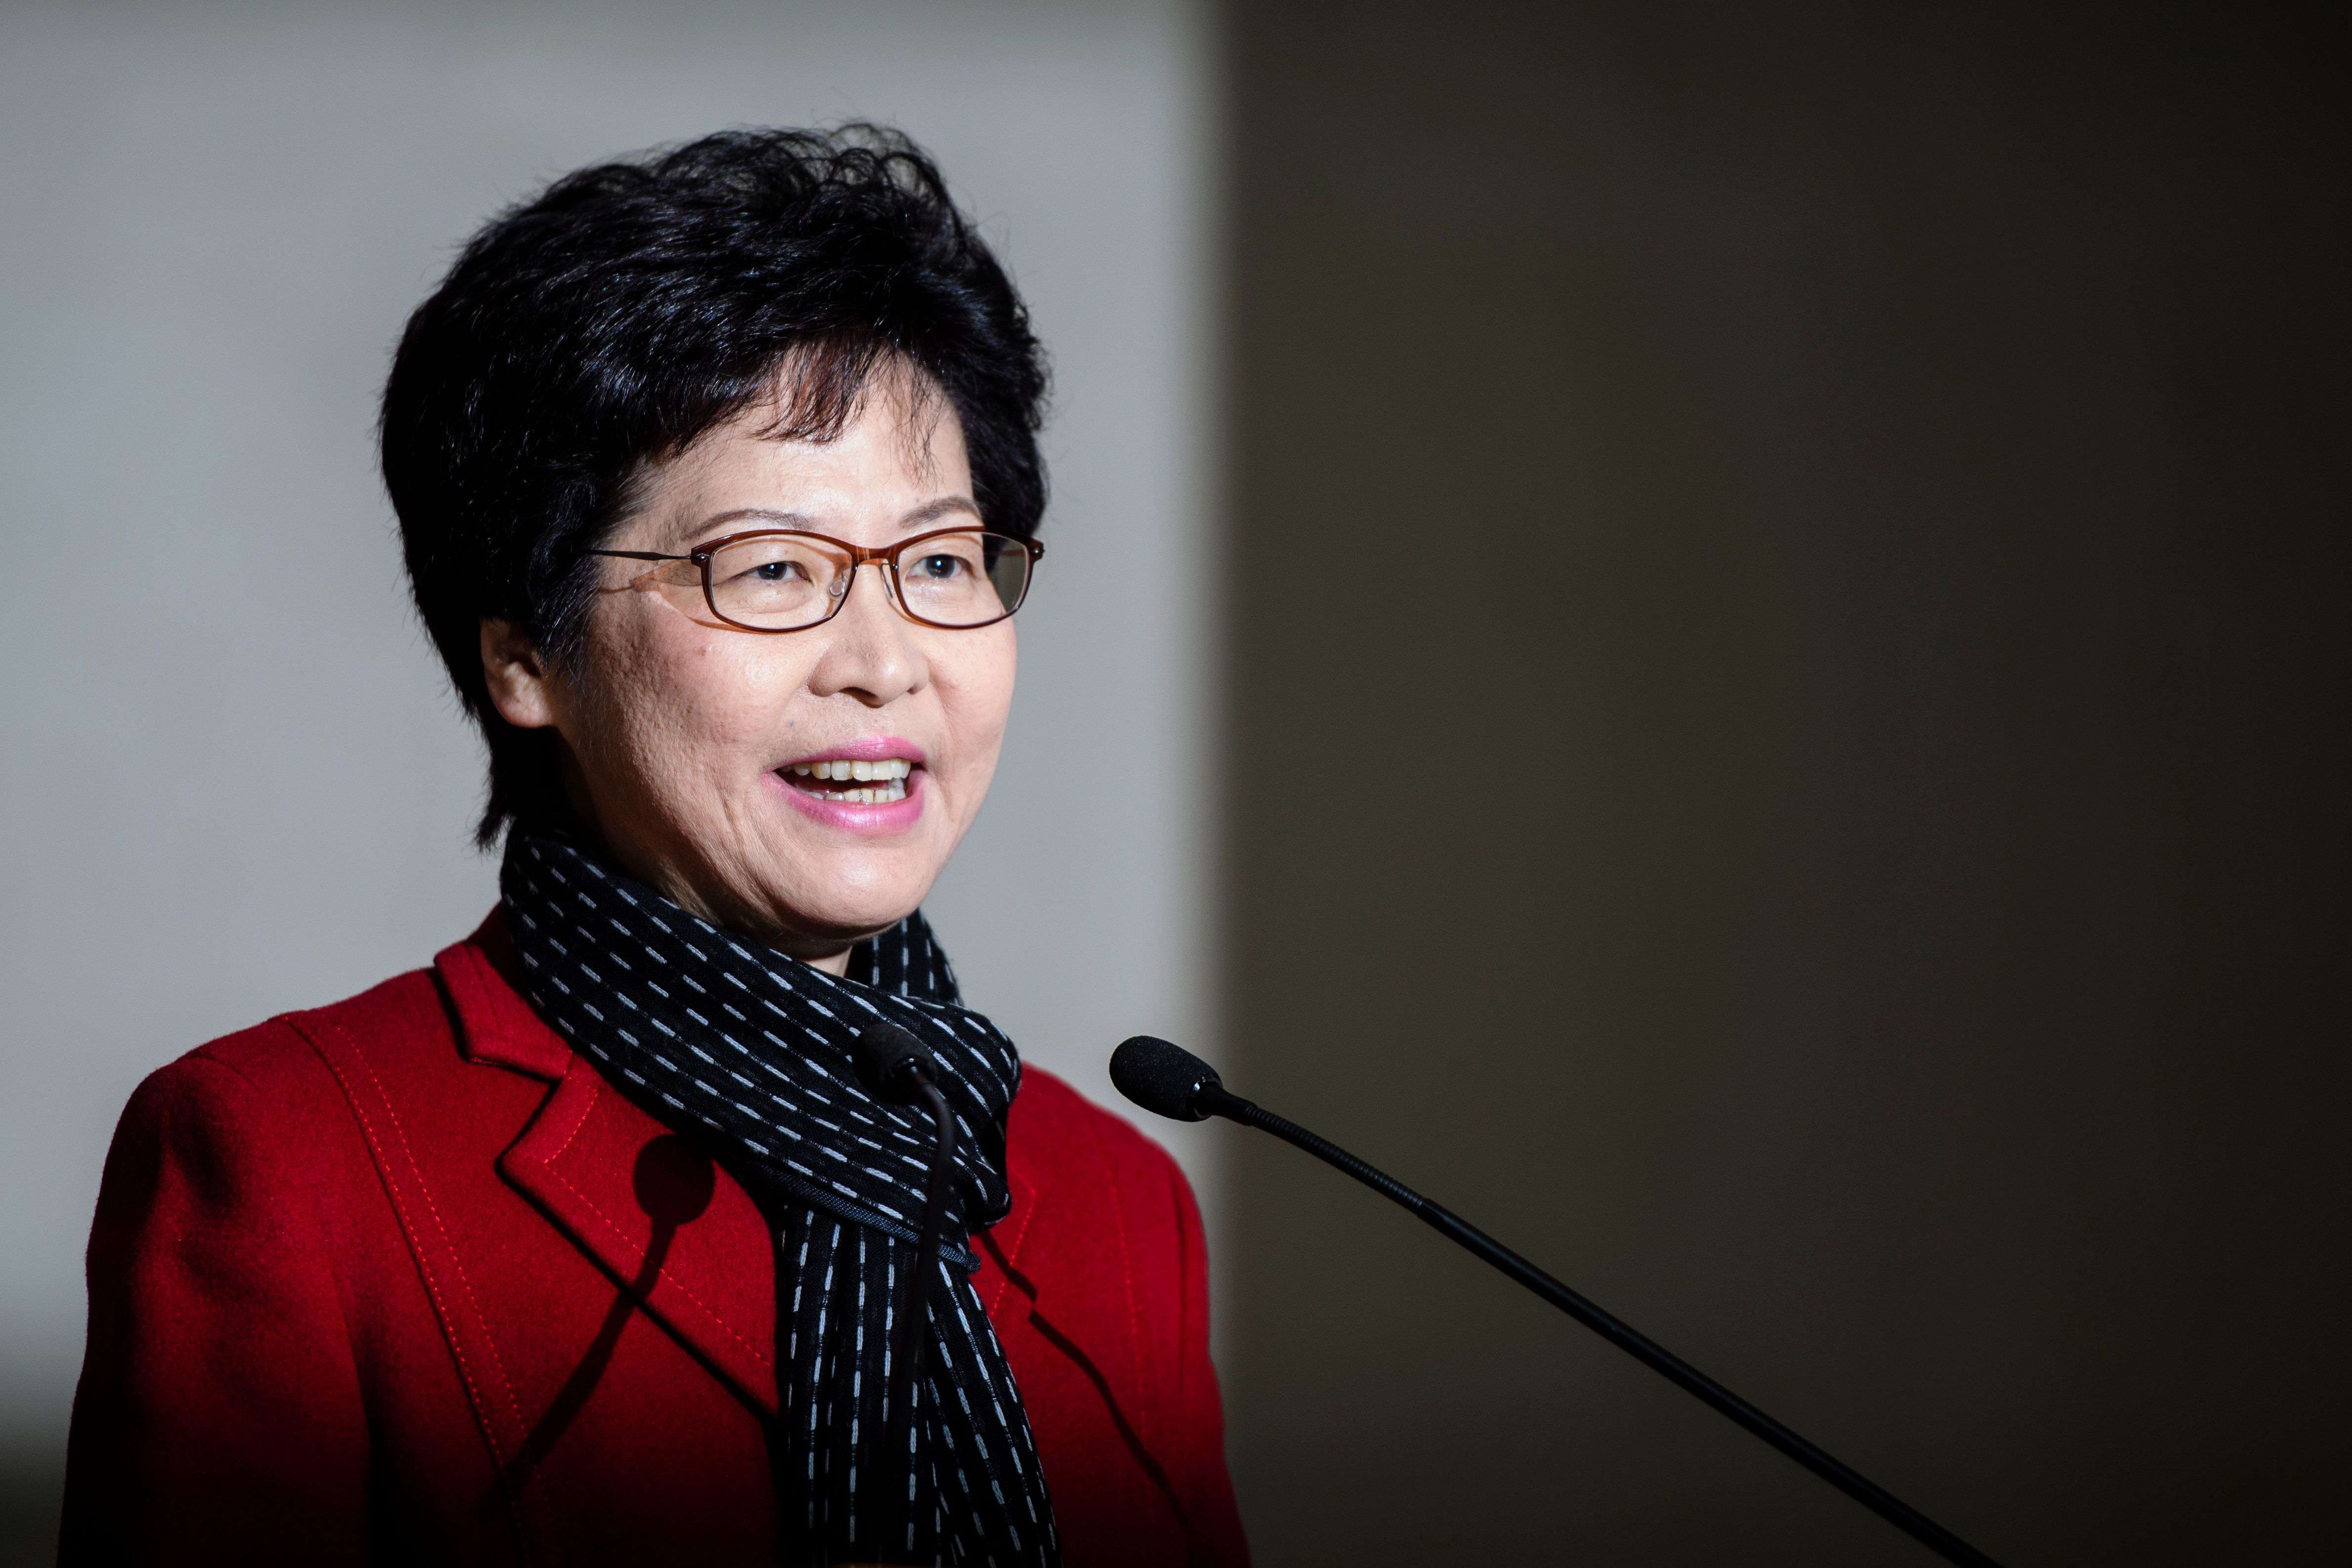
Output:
[797, 893, 925, 943]
[750, 847, 937, 945]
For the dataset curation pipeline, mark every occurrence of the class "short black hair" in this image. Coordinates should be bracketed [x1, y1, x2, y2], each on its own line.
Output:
[380, 125, 1049, 845]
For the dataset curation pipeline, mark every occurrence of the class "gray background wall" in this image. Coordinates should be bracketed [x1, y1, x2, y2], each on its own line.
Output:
[0, 2, 1216, 1557]
[1217, 2, 2348, 1564]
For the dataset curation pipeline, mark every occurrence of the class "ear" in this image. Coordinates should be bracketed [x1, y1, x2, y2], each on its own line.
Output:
[479, 618, 561, 730]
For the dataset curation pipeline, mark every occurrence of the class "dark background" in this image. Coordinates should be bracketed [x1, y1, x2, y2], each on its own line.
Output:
[1217, 2, 2349, 1564]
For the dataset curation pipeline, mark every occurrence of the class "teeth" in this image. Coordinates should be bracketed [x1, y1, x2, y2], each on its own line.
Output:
[789, 758, 911, 781]
[783, 762, 911, 804]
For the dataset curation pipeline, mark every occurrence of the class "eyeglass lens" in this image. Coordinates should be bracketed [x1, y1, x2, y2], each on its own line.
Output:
[703, 531, 1029, 630]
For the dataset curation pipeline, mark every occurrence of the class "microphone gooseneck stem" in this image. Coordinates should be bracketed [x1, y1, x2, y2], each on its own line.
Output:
[884, 1078, 958, 1550]
[1203, 1086, 2003, 1568]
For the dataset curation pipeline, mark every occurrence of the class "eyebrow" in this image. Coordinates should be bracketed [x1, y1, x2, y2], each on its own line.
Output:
[683, 496, 982, 545]
[896, 495, 983, 531]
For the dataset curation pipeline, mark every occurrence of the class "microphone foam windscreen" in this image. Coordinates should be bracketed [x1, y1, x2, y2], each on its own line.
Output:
[1109, 1035, 1221, 1122]
[854, 1021, 935, 1102]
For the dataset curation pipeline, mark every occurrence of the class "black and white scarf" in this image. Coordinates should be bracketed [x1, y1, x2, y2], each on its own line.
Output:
[501, 823, 1059, 1568]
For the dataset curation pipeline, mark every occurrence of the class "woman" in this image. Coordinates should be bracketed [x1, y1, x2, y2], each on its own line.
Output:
[61, 127, 1246, 1568]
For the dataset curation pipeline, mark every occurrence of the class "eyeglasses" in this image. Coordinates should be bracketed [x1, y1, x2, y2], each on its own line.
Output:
[589, 525, 1044, 634]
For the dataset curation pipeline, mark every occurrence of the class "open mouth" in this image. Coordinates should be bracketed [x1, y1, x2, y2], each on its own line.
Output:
[781, 757, 914, 805]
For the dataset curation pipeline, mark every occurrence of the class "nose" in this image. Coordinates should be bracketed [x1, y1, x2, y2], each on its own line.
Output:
[805, 561, 926, 707]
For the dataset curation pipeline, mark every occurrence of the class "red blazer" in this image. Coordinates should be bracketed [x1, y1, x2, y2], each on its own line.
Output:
[62, 918, 1247, 1567]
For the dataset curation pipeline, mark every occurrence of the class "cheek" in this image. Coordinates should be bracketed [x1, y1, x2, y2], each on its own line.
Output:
[936, 627, 1017, 774]
[584, 618, 809, 788]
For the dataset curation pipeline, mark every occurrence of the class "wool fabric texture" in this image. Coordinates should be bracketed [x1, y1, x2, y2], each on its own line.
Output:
[500, 824, 1059, 1567]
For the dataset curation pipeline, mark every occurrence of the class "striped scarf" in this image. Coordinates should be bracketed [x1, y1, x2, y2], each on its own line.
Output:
[501, 823, 1059, 1567]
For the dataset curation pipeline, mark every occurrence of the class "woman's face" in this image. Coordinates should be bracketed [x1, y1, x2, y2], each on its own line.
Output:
[481, 376, 1018, 968]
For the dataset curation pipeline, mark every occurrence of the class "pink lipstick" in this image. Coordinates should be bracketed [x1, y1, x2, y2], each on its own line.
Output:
[769, 738, 927, 835]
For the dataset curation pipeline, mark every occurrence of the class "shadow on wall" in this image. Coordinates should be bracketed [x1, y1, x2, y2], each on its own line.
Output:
[1218, 1, 2350, 1565]
[0, 1447, 61, 1567]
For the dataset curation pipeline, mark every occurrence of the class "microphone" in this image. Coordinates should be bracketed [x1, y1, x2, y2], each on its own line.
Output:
[1107, 1032, 1225, 1122]
[855, 1018, 939, 1103]
[1109, 1035, 2003, 1568]
[854, 1021, 959, 1546]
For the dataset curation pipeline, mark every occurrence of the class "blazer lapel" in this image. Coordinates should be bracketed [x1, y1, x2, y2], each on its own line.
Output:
[436, 920, 1151, 1445]
[973, 1161, 1045, 1321]
[437, 928, 781, 1419]
[978, 1107, 1163, 1461]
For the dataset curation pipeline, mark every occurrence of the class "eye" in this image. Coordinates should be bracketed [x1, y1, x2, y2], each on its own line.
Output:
[907, 552, 970, 581]
[742, 558, 810, 585]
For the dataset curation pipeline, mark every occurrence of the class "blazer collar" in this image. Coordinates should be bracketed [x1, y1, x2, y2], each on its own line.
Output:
[439, 911, 569, 1080]
[440, 918, 782, 1414]
[434, 914, 1062, 1425]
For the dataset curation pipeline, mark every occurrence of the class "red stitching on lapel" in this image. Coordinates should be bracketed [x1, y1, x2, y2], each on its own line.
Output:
[543, 1064, 598, 1165]
[344, 1030, 533, 1444]
[288, 1013, 545, 1561]
[529, 1066, 774, 1379]
[983, 1173, 1040, 1318]
[1094, 1116, 1150, 1450]
[544, 1164, 775, 1372]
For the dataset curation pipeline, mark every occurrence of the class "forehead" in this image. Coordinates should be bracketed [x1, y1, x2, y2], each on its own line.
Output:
[627, 380, 974, 551]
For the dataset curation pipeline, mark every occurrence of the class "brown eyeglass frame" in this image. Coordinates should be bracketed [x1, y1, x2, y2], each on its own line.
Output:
[589, 525, 1045, 633]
